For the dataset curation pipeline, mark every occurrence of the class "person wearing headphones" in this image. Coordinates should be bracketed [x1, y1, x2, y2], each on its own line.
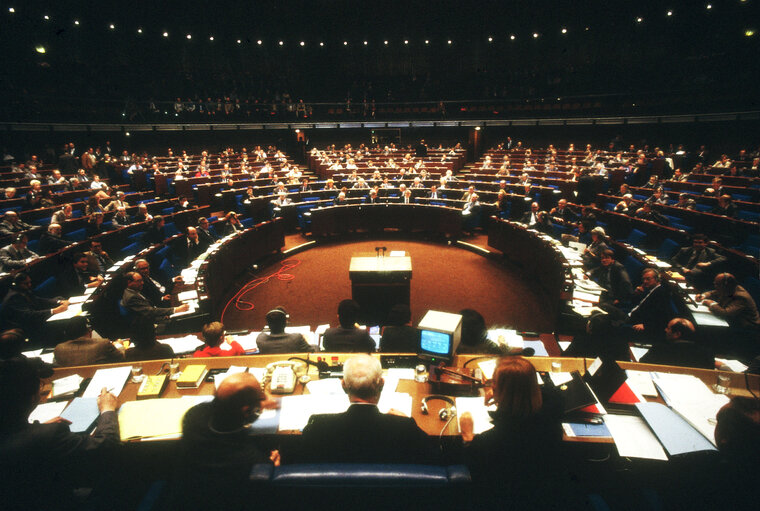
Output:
[697, 273, 760, 330]
[255, 307, 314, 354]
[284, 354, 436, 464]
[459, 357, 567, 508]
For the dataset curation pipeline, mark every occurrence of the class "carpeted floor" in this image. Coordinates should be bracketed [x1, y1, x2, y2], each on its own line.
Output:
[220, 235, 554, 333]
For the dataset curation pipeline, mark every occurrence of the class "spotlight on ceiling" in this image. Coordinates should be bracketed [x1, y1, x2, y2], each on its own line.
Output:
[109, 24, 115, 30]
[510, 34, 516, 40]
[163, 32, 169, 37]
[300, 41, 305, 46]
[561, 28, 567, 34]
[35, 46, 46, 54]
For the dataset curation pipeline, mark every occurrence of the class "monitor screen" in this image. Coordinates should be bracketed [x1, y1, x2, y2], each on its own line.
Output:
[420, 329, 451, 355]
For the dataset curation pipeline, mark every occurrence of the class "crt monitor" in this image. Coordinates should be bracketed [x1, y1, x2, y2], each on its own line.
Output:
[417, 310, 462, 364]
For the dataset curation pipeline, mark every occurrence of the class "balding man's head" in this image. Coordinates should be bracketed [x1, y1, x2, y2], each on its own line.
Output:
[213, 373, 266, 429]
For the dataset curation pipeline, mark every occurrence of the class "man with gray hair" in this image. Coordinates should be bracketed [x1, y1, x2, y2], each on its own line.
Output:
[288, 354, 436, 463]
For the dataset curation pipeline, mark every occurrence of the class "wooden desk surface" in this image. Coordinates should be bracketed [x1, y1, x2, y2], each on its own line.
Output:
[45, 353, 760, 440]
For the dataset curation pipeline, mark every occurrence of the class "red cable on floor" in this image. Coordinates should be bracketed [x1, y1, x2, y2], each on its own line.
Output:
[219, 258, 301, 324]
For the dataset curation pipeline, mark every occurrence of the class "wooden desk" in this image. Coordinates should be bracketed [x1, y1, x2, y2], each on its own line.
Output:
[45, 353, 760, 442]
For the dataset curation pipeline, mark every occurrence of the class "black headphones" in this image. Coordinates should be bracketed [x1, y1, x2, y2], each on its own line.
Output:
[266, 308, 289, 322]
[421, 395, 457, 421]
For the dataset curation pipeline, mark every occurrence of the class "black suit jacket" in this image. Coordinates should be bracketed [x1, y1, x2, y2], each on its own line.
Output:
[122, 287, 173, 320]
[176, 238, 204, 267]
[0, 289, 58, 335]
[640, 341, 715, 369]
[58, 267, 92, 298]
[38, 233, 71, 255]
[0, 411, 119, 510]
[629, 284, 674, 336]
[291, 404, 436, 464]
[322, 327, 376, 352]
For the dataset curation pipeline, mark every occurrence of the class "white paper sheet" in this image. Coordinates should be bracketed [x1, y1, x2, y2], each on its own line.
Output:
[305, 378, 344, 395]
[82, 366, 131, 398]
[604, 414, 668, 460]
[377, 392, 413, 417]
[159, 335, 204, 354]
[278, 394, 350, 431]
[28, 401, 69, 424]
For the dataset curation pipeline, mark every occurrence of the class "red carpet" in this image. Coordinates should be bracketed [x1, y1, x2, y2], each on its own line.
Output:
[220, 237, 554, 333]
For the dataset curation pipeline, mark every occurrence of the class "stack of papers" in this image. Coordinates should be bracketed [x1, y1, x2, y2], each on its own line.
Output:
[456, 396, 496, 434]
[160, 334, 204, 354]
[51, 374, 84, 399]
[604, 414, 668, 460]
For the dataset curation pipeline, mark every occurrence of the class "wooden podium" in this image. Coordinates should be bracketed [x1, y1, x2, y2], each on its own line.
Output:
[349, 252, 412, 325]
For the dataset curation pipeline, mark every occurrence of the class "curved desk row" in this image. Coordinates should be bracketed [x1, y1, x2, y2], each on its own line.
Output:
[197, 218, 285, 317]
[308, 203, 465, 238]
[487, 218, 570, 325]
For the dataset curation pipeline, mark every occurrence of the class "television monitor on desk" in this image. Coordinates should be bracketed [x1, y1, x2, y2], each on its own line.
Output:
[417, 310, 462, 364]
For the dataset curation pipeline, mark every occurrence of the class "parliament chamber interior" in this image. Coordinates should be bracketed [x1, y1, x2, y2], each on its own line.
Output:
[1, 1, 759, 510]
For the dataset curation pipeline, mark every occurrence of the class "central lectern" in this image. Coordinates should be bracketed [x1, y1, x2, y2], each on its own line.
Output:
[349, 251, 412, 325]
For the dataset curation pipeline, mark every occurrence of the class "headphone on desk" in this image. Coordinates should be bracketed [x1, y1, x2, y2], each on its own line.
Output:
[421, 395, 457, 421]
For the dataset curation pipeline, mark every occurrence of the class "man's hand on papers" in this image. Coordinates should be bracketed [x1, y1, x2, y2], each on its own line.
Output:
[97, 387, 119, 413]
[174, 303, 190, 314]
[52, 302, 69, 314]
[632, 324, 645, 332]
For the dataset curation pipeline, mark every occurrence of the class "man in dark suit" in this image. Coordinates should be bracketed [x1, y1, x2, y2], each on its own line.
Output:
[134, 258, 171, 306]
[176, 227, 205, 267]
[121, 271, 187, 322]
[38, 224, 71, 255]
[0, 358, 120, 509]
[640, 318, 714, 369]
[322, 299, 376, 352]
[0, 273, 69, 345]
[627, 268, 674, 342]
[549, 199, 578, 225]
[197, 217, 219, 249]
[59, 252, 103, 298]
[256, 307, 314, 354]
[85, 240, 114, 276]
[287, 355, 436, 463]
[670, 234, 726, 291]
[589, 250, 634, 308]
